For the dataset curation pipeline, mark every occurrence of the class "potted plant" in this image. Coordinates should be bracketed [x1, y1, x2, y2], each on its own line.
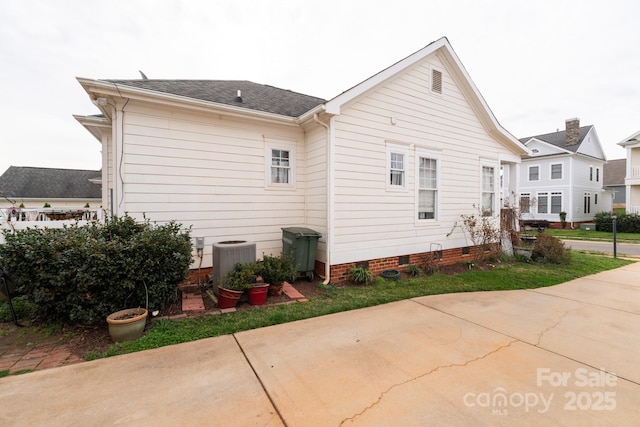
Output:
[106, 281, 149, 342]
[219, 262, 258, 308]
[259, 253, 296, 296]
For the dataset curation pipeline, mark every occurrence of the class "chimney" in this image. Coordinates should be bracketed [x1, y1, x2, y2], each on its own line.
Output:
[565, 118, 580, 146]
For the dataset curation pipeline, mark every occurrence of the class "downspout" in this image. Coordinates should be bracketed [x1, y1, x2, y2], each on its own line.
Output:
[313, 112, 332, 285]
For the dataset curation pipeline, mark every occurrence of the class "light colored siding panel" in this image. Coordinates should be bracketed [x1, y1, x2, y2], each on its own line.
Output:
[329, 54, 508, 263]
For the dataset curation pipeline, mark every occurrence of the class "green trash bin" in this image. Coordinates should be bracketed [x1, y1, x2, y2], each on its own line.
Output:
[282, 227, 322, 281]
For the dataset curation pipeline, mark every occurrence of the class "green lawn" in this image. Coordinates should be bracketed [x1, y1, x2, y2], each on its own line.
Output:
[538, 229, 640, 243]
[95, 251, 633, 359]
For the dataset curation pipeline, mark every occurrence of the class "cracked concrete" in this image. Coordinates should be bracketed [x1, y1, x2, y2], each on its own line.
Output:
[338, 339, 518, 426]
[0, 262, 639, 425]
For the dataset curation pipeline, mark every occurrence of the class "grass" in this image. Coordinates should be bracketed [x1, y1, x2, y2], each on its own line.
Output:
[528, 229, 640, 243]
[98, 251, 632, 358]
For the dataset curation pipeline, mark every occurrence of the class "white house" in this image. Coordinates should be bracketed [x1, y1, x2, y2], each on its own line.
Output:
[618, 130, 640, 213]
[518, 119, 611, 227]
[75, 37, 528, 282]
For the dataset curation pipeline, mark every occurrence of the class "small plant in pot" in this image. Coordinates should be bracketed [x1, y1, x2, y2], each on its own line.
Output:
[259, 253, 296, 296]
[219, 262, 259, 308]
[106, 281, 149, 343]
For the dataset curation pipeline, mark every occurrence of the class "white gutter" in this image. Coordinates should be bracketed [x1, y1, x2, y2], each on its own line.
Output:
[313, 112, 333, 285]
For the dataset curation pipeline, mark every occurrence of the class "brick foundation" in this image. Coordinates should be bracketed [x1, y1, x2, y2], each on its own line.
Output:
[326, 245, 497, 283]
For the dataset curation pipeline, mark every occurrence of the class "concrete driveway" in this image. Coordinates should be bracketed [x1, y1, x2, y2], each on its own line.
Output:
[1, 262, 639, 426]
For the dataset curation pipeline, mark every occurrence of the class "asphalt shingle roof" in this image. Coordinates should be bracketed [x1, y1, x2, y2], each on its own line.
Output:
[603, 158, 626, 186]
[0, 167, 101, 199]
[106, 80, 326, 118]
[519, 125, 593, 153]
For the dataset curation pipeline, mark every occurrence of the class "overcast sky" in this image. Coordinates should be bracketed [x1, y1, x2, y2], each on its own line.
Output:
[1, 0, 638, 176]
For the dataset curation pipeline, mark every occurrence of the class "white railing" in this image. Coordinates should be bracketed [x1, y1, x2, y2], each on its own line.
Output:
[632, 167, 640, 178]
[2, 208, 102, 223]
[0, 208, 104, 243]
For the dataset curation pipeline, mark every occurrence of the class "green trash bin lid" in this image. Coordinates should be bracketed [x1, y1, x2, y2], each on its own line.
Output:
[281, 227, 322, 237]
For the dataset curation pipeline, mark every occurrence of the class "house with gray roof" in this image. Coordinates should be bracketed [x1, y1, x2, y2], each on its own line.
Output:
[74, 37, 528, 282]
[603, 158, 626, 209]
[518, 118, 611, 227]
[0, 166, 101, 210]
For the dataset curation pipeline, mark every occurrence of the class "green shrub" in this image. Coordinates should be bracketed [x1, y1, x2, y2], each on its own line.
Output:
[406, 264, 421, 277]
[348, 266, 374, 285]
[532, 234, 571, 264]
[595, 211, 640, 233]
[0, 215, 192, 325]
[259, 253, 296, 285]
[0, 296, 37, 322]
[223, 262, 260, 291]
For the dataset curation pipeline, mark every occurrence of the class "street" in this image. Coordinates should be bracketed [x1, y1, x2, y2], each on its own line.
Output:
[562, 239, 640, 257]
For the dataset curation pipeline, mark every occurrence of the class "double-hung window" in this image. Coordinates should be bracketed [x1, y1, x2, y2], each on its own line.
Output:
[551, 192, 562, 213]
[390, 152, 405, 186]
[538, 192, 549, 214]
[529, 166, 539, 181]
[386, 142, 408, 191]
[271, 149, 290, 184]
[265, 139, 296, 189]
[551, 164, 562, 179]
[520, 193, 531, 214]
[418, 157, 437, 219]
[481, 166, 495, 216]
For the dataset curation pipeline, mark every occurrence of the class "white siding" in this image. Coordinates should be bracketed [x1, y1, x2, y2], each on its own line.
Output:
[330, 55, 510, 264]
[115, 101, 308, 267]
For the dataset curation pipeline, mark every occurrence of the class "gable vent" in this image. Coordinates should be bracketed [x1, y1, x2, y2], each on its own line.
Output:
[431, 69, 442, 94]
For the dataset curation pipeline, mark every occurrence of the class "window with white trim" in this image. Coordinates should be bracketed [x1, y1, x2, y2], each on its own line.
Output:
[589, 166, 593, 181]
[520, 193, 531, 214]
[551, 163, 562, 180]
[271, 149, 290, 184]
[265, 140, 296, 189]
[551, 192, 562, 214]
[584, 192, 591, 214]
[596, 167, 600, 182]
[595, 193, 598, 205]
[481, 166, 495, 216]
[386, 143, 408, 190]
[537, 192, 548, 214]
[418, 157, 437, 220]
[529, 165, 539, 181]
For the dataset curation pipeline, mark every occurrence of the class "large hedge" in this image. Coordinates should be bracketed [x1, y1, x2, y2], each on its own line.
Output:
[594, 212, 640, 233]
[0, 216, 192, 325]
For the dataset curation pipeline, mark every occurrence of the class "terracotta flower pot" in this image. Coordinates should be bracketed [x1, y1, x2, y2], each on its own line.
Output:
[247, 283, 269, 306]
[106, 308, 148, 342]
[217, 287, 243, 309]
[268, 282, 284, 296]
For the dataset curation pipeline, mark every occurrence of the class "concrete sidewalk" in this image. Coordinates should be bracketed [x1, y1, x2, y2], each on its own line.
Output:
[1, 262, 639, 426]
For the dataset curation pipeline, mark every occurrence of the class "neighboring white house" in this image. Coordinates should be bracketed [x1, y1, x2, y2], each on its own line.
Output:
[603, 158, 626, 210]
[75, 37, 528, 282]
[618, 130, 640, 214]
[518, 119, 612, 227]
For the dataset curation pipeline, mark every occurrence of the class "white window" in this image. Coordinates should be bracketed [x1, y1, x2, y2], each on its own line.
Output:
[595, 193, 598, 205]
[584, 192, 591, 214]
[551, 163, 563, 179]
[551, 192, 562, 214]
[390, 153, 405, 186]
[418, 157, 437, 220]
[271, 149, 290, 184]
[520, 193, 531, 214]
[481, 166, 495, 216]
[596, 167, 600, 182]
[589, 166, 593, 181]
[265, 140, 296, 189]
[529, 165, 539, 181]
[538, 192, 549, 214]
[386, 142, 408, 191]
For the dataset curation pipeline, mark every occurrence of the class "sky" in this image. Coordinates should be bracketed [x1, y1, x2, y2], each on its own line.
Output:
[1, 0, 638, 176]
